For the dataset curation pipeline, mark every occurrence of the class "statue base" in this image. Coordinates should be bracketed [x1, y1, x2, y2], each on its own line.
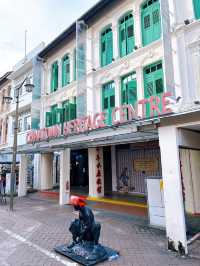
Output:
[54, 241, 119, 266]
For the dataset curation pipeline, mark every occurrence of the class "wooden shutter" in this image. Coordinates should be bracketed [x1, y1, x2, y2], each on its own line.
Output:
[54, 62, 58, 90]
[101, 31, 106, 66]
[193, 0, 200, 19]
[119, 18, 126, 57]
[51, 65, 54, 92]
[106, 28, 113, 65]
[144, 61, 164, 117]
[69, 103, 76, 120]
[141, 1, 152, 46]
[56, 108, 63, 124]
[102, 82, 115, 125]
[128, 79, 137, 106]
[126, 14, 134, 54]
[46, 112, 52, 127]
[62, 56, 70, 87]
[152, 1, 161, 42]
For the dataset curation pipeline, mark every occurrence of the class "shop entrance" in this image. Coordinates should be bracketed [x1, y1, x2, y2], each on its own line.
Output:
[103, 146, 112, 195]
[70, 149, 89, 195]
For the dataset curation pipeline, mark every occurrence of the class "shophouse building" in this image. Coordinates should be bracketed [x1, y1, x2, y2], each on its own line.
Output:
[2, 43, 45, 195]
[0, 72, 12, 168]
[15, 0, 200, 255]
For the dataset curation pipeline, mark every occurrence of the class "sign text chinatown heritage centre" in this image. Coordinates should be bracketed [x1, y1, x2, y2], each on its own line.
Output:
[27, 92, 173, 144]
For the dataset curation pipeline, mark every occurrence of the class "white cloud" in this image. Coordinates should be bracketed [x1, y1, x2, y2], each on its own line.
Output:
[0, 0, 99, 76]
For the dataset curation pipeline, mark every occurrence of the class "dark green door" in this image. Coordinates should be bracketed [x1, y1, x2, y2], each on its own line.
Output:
[102, 82, 115, 125]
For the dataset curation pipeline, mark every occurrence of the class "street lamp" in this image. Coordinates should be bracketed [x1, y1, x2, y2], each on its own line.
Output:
[3, 77, 34, 211]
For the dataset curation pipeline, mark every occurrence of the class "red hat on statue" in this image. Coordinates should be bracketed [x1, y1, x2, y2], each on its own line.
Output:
[70, 195, 86, 207]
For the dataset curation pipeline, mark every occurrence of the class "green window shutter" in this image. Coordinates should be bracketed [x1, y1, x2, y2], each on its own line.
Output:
[54, 62, 58, 91]
[69, 103, 76, 120]
[126, 14, 135, 54]
[74, 49, 76, 81]
[141, 0, 161, 46]
[101, 28, 113, 67]
[56, 108, 63, 124]
[101, 32, 106, 66]
[102, 82, 115, 125]
[144, 61, 164, 117]
[51, 65, 54, 92]
[46, 112, 52, 127]
[119, 18, 126, 57]
[62, 101, 69, 122]
[193, 0, 200, 19]
[152, 1, 161, 42]
[51, 105, 58, 125]
[128, 79, 137, 106]
[62, 56, 70, 87]
[106, 29, 113, 65]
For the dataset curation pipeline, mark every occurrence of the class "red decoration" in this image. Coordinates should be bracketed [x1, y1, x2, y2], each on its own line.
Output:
[96, 178, 102, 185]
[97, 186, 102, 193]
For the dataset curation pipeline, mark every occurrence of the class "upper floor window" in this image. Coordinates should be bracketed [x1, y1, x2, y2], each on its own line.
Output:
[62, 97, 76, 122]
[24, 115, 31, 131]
[102, 81, 115, 125]
[62, 55, 70, 87]
[51, 61, 58, 92]
[101, 27, 113, 67]
[143, 61, 164, 117]
[121, 73, 137, 106]
[119, 12, 135, 57]
[193, 0, 200, 19]
[141, 0, 161, 46]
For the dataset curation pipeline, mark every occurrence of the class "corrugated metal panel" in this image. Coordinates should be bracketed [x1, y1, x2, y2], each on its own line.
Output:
[116, 145, 162, 194]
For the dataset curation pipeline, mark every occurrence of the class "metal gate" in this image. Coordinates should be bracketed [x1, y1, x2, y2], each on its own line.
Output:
[116, 145, 162, 194]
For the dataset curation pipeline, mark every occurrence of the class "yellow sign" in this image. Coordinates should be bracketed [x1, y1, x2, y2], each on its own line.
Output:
[134, 159, 158, 172]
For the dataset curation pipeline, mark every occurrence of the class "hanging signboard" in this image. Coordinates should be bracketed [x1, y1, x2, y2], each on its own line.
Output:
[134, 159, 159, 172]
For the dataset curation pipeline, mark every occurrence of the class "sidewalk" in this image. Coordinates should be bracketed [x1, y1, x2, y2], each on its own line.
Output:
[0, 193, 199, 266]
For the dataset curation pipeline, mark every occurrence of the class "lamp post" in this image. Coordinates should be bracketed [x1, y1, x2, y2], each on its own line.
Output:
[3, 77, 34, 211]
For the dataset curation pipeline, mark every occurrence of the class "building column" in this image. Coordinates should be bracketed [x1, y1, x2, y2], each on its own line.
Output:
[59, 148, 70, 205]
[33, 154, 41, 189]
[18, 154, 28, 197]
[111, 146, 117, 192]
[89, 147, 104, 198]
[40, 153, 53, 190]
[159, 126, 187, 254]
[134, 7, 142, 48]
[112, 21, 119, 60]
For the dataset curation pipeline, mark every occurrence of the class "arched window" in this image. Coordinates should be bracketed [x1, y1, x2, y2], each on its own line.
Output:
[62, 55, 70, 87]
[100, 27, 113, 66]
[119, 12, 135, 57]
[141, 0, 161, 46]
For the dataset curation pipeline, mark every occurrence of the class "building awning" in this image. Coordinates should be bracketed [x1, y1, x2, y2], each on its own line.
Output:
[2, 121, 159, 154]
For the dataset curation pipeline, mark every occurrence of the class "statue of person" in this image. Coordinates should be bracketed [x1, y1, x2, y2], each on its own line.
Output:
[119, 167, 129, 192]
[68, 196, 101, 249]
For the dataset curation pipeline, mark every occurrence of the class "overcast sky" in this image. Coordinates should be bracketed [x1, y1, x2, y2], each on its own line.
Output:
[0, 0, 99, 76]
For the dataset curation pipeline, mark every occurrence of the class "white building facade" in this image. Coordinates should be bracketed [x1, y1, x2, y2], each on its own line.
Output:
[14, 0, 200, 255]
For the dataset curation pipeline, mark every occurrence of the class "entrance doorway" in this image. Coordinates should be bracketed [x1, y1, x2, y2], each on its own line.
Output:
[70, 149, 89, 195]
[103, 146, 112, 195]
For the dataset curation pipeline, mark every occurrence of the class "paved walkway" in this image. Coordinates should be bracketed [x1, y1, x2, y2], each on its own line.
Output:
[0, 193, 199, 266]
